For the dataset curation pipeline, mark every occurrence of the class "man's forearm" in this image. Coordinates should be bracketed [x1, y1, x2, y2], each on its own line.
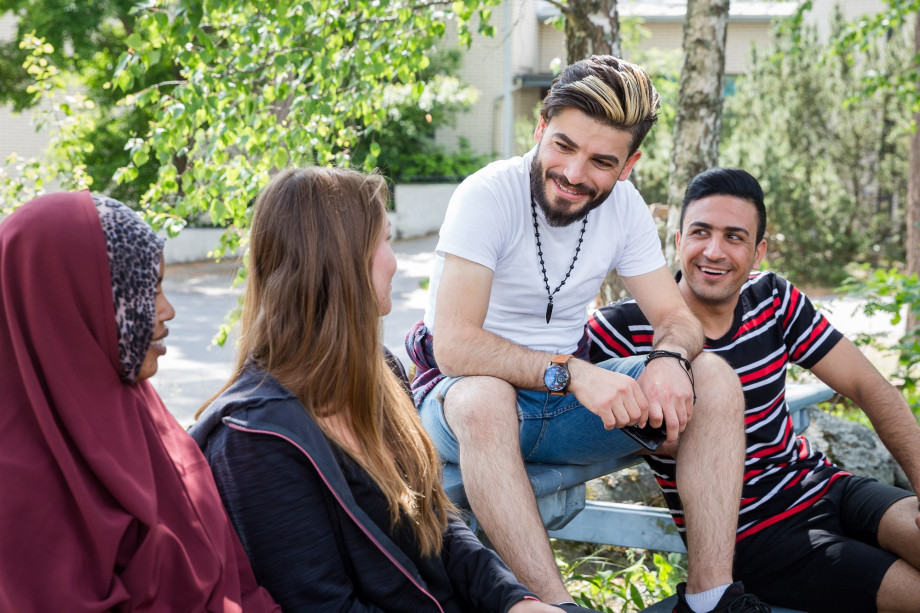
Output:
[814, 340, 920, 493]
[434, 325, 554, 391]
[860, 384, 920, 494]
[651, 309, 705, 361]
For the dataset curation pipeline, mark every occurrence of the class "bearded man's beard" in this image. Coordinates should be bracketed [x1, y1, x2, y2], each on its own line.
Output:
[529, 151, 611, 227]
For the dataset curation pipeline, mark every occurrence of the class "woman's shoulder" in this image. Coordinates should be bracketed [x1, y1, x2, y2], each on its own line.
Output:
[189, 365, 305, 446]
[221, 366, 294, 407]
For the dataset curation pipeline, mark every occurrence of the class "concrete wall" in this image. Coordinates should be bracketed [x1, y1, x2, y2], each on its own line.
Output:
[0, 14, 62, 199]
[436, 0, 542, 158]
[161, 228, 233, 266]
[0, 15, 52, 168]
[392, 182, 457, 240]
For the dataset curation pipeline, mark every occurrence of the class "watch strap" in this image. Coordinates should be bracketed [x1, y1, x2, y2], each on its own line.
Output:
[552, 354, 573, 366]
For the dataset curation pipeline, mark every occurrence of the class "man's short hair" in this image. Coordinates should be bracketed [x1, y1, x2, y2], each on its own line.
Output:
[680, 168, 767, 244]
[540, 55, 661, 155]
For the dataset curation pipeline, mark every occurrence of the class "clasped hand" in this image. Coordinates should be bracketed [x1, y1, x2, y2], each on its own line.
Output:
[567, 358, 694, 443]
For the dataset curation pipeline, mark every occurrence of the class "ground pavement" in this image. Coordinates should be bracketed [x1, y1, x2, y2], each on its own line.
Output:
[151, 232, 901, 427]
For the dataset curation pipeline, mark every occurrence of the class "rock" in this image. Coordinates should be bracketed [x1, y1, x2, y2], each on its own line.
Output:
[587, 463, 665, 507]
[803, 409, 911, 490]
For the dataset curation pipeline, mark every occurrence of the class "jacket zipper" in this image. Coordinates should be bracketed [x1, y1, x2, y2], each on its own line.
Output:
[226, 422, 445, 613]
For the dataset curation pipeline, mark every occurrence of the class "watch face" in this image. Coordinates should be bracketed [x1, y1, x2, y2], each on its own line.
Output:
[544, 364, 570, 392]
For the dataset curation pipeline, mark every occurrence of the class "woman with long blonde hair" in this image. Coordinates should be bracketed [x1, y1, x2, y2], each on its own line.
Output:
[191, 167, 559, 612]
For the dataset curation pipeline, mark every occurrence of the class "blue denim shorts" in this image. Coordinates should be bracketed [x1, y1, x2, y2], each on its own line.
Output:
[418, 356, 646, 465]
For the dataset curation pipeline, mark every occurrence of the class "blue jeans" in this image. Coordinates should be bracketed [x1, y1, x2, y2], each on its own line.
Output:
[418, 356, 646, 465]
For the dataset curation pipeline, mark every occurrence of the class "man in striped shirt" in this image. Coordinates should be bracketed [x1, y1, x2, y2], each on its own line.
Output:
[589, 167, 920, 613]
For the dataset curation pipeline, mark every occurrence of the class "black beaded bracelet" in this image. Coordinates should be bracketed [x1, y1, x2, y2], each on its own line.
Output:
[645, 349, 697, 405]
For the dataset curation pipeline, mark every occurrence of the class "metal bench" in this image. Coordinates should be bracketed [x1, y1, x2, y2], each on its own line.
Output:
[441, 382, 835, 613]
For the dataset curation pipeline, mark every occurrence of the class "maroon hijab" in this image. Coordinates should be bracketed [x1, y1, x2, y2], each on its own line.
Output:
[0, 192, 279, 612]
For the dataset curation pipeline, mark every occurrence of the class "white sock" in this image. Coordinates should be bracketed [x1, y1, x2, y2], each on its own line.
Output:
[685, 584, 730, 613]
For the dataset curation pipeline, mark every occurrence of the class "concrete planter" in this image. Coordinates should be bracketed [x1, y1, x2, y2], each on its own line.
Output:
[391, 182, 458, 240]
[161, 227, 232, 266]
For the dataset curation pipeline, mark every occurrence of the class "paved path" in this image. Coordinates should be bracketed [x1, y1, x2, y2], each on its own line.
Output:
[150, 234, 438, 427]
[151, 232, 903, 427]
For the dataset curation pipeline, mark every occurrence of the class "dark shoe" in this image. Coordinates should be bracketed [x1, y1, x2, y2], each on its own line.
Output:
[673, 581, 771, 613]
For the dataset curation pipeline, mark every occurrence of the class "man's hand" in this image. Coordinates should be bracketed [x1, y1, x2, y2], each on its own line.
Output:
[636, 355, 694, 443]
[508, 599, 574, 612]
[567, 359, 649, 430]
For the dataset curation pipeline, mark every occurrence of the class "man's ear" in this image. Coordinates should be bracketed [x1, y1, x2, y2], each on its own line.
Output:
[618, 150, 643, 182]
[753, 239, 767, 270]
[674, 230, 682, 263]
[534, 115, 548, 143]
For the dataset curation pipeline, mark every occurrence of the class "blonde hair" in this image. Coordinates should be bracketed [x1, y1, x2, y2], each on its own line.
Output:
[542, 55, 661, 153]
[205, 167, 452, 555]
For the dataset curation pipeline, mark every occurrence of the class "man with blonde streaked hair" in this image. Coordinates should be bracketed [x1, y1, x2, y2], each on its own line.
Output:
[407, 56, 768, 613]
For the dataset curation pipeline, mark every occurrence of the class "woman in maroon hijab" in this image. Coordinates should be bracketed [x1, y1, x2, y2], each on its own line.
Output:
[0, 191, 279, 612]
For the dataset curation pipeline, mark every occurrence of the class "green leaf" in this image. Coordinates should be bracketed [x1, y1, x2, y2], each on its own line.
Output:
[628, 581, 643, 607]
[273, 147, 290, 169]
[115, 69, 134, 91]
[114, 51, 132, 75]
[125, 33, 144, 50]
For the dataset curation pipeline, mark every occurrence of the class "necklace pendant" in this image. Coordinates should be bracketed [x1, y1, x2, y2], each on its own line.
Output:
[545, 301, 553, 324]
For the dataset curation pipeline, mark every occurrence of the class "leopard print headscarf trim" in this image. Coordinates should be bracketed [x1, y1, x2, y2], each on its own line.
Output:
[92, 194, 165, 383]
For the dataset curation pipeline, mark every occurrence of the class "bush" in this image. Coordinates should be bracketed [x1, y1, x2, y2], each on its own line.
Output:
[840, 266, 920, 409]
[380, 137, 493, 184]
[557, 546, 686, 612]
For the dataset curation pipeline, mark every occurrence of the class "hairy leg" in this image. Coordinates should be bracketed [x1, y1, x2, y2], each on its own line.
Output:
[672, 353, 745, 593]
[443, 376, 570, 603]
[877, 496, 920, 612]
[876, 561, 920, 613]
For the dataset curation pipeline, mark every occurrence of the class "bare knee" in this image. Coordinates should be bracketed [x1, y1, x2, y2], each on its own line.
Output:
[690, 352, 744, 420]
[442, 376, 518, 442]
[876, 558, 920, 613]
[878, 496, 920, 568]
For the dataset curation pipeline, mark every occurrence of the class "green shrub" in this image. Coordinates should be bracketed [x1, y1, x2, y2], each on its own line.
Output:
[557, 546, 687, 612]
[840, 266, 920, 410]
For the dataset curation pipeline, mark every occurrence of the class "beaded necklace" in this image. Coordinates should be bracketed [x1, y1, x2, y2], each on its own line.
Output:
[530, 199, 588, 324]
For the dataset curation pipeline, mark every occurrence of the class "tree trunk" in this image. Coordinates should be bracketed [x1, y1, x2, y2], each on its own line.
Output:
[664, 0, 730, 267]
[907, 11, 920, 333]
[563, 0, 621, 63]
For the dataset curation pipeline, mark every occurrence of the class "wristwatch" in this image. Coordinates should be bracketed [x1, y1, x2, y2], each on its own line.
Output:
[543, 354, 573, 395]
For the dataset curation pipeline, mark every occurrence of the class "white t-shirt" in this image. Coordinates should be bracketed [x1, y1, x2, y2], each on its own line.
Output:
[424, 149, 664, 354]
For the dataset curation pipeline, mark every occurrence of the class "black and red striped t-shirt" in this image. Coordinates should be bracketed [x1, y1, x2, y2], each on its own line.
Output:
[588, 271, 848, 541]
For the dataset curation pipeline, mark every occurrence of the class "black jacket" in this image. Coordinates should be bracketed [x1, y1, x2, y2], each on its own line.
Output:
[189, 364, 535, 613]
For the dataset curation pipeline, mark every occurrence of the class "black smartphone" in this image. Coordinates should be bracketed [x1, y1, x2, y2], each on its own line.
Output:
[621, 424, 667, 452]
